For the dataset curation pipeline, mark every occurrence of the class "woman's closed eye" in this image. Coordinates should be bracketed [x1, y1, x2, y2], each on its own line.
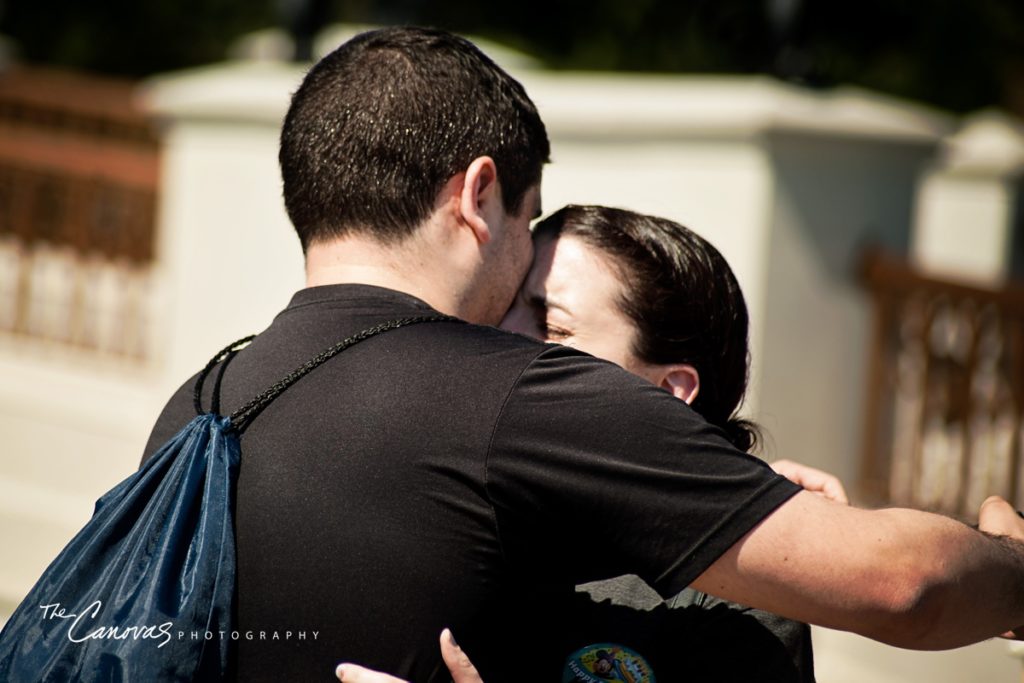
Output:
[541, 321, 572, 342]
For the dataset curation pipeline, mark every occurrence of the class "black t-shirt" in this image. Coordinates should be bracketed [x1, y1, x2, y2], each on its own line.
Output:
[142, 284, 801, 682]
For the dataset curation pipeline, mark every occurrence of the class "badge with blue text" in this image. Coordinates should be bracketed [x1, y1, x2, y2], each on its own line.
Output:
[562, 643, 656, 683]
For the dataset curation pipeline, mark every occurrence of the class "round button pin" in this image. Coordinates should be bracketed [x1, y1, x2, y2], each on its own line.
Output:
[562, 643, 656, 683]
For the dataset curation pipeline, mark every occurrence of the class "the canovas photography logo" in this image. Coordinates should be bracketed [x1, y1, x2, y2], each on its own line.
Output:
[40, 601, 174, 648]
[39, 601, 320, 647]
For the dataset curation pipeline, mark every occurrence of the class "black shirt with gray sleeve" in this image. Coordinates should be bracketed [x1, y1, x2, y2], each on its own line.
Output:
[143, 284, 801, 682]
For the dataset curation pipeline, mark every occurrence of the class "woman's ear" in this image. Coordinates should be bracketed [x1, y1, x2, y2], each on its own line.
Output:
[659, 364, 700, 404]
[458, 156, 499, 245]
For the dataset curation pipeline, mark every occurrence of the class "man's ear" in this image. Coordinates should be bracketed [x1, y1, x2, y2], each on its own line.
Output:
[458, 156, 500, 246]
[658, 364, 700, 404]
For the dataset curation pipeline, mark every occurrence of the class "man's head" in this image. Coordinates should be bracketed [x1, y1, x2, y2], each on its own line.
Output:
[279, 26, 550, 253]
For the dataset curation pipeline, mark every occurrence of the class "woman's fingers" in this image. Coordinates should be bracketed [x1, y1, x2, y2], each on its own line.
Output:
[334, 630, 484, 683]
[440, 629, 484, 683]
[978, 496, 1024, 540]
[770, 459, 849, 505]
[335, 663, 407, 683]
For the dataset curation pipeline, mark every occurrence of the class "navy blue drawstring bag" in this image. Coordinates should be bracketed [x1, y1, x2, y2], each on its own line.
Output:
[0, 315, 455, 682]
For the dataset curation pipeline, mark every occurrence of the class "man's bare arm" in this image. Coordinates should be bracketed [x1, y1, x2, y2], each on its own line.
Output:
[691, 492, 1024, 650]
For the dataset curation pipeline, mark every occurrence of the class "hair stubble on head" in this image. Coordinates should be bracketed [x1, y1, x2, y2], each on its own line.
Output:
[279, 26, 550, 253]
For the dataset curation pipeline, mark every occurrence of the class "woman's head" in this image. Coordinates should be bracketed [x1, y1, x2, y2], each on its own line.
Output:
[501, 205, 758, 451]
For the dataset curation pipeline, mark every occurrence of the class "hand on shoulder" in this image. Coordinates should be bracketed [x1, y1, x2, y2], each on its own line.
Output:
[770, 459, 849, 504]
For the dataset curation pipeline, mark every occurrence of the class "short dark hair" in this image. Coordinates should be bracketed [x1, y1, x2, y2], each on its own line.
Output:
[533, 205, 760, 452]
[280, 26, 550, 251]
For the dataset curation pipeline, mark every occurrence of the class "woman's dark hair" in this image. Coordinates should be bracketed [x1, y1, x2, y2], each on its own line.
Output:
[280, 26, 550, 251]
[533, 205, 760, 452]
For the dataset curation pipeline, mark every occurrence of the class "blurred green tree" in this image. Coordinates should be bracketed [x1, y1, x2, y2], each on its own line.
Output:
[0, 0, 276, 75]
[1, 0, 1022, 115]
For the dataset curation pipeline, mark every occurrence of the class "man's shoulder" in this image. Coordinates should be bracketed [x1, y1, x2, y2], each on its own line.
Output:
[139, 317, 556, 463]
[432, 323, 655, 396]
[273, 283, 552, 360]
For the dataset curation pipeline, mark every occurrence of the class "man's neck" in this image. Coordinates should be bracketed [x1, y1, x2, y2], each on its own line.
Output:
[304, 234, 466, 320]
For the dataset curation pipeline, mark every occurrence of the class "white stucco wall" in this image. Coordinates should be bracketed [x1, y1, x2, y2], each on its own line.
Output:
[147, 61, 306, 386]
[912, 111, 1024, 284]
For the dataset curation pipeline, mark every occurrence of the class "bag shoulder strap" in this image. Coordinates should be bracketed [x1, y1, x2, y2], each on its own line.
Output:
[193, 314, 460, 435]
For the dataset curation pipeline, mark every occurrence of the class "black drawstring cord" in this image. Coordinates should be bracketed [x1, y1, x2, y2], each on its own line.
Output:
[193, 335, 257, 416]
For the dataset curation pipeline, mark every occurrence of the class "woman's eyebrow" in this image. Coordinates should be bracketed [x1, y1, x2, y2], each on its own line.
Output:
[527, 292, 570, 315]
